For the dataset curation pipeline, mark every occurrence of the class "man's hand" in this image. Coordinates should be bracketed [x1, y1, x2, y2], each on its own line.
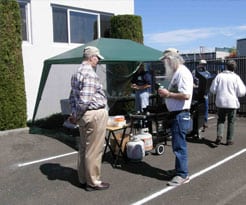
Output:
[131, 83, 139, 90]
[158, 88, 170, 98]
[68, 115, 77, 124]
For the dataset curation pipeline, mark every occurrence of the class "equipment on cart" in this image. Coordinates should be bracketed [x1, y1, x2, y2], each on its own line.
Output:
[126, 135, 145, 161]
[133, 128, 153, 151]
[129, 103, 170, 155]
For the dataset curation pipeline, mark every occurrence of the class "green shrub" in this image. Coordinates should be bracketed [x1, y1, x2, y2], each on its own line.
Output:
[110, 15, 143, 43]
[0, 0, 27, 130]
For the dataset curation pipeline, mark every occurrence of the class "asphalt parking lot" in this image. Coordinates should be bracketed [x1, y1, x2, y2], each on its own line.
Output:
[0, 114, 246, 205]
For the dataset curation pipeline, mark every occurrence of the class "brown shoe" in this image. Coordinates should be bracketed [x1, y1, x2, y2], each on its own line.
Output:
[215, 136, 222, 145]
[86, 182, 110, 191]
[226, 140, 234, 145]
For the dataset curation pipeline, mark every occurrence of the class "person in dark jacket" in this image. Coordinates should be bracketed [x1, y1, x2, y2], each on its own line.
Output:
[131, 63, 152, 112]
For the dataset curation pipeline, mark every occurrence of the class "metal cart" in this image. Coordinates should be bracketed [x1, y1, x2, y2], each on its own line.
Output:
[129, 104, 171, 155]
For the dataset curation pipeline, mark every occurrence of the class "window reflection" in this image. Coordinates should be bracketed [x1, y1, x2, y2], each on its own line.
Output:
[70, 11, 97, 43]
[19, 2, 28, 41]
[52, 6, 113, 44]
[52, 7, 68, 42]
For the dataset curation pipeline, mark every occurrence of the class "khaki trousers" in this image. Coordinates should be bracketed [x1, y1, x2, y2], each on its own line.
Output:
[77, 109, 108, 186]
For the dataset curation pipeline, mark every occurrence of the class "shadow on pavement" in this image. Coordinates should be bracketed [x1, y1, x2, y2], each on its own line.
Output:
[39, 163, 84, 189]
[110, 159, 172, 181]
[186, 136, 218, 148]
[29, 126, 79, 150]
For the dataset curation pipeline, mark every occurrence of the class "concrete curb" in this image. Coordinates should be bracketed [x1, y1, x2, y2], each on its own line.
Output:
[0, 127, 29, 136]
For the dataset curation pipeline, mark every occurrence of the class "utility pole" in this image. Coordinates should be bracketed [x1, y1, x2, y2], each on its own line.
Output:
[200, 46, 205, 60]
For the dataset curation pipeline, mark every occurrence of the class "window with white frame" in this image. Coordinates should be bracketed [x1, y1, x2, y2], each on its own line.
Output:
[18, 0, 30, 41]
[52, 5, 113, 44]
[69, 10, 98, 43]
[100, 14, 112, 38]
[52, 7, 68, 42]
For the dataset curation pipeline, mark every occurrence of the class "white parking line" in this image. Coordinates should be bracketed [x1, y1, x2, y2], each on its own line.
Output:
[17, 151, 78, 167]
[131, 148, 246, 205]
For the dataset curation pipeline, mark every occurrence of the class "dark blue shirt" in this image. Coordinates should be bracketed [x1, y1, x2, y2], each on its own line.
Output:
[131, 71, 151, 85]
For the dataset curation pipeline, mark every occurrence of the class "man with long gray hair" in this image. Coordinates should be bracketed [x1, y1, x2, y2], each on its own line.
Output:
[158, 49, 193, 186]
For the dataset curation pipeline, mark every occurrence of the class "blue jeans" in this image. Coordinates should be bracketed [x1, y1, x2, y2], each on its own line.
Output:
[135, 90, 149, 112]
[171, 111, 191, 178]
[204, 95, 208, 123]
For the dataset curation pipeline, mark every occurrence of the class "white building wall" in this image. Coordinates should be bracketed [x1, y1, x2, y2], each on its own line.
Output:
[22, 0, 134, 120]
[215, 51, 230, 59]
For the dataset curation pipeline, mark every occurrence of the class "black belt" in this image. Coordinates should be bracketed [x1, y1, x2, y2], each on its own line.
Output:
[170, 109, 190, 116]
[87, 105, 105, 111]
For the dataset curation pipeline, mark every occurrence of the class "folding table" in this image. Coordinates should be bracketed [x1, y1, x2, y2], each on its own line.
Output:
[103, 123, 131, 167]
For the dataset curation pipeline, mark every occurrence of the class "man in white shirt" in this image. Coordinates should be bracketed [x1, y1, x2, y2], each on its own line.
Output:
[158, 49, 193, 186]
[210, 60, 246, 145]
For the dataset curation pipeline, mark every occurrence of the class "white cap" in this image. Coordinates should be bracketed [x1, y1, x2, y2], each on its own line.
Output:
[159, 47, 179, 60]
[199, 59, 207, 64]
[164, 48, 179, 54]
[83, 46, 104, 59]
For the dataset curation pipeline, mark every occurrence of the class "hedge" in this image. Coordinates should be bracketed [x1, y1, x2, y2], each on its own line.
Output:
[0, 0, 27, 130]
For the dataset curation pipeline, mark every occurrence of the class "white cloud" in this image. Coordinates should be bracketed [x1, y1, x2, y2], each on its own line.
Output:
[145, 25, 246, 45]
[146, 28, 214, 44]
[238, 25, 246, 30]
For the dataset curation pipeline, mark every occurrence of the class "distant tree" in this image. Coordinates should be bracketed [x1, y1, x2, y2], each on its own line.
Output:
[229, 47, 237, 58]
[0, 0, 27, 130]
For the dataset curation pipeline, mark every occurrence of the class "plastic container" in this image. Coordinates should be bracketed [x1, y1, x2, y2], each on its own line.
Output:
[134, 128, 153, 151]
[126, 136, 145, 161]
[107, 116, 126, 127]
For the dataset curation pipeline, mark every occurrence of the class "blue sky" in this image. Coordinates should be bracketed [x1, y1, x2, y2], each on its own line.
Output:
[134, 0, 246, 53]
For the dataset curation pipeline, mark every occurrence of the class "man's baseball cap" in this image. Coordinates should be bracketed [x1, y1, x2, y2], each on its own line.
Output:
[83, 46, 104, 59]
[199, 59, 207, 64]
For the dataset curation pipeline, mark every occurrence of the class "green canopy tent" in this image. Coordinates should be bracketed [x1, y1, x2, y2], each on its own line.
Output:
[32, 38, 163, 122]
